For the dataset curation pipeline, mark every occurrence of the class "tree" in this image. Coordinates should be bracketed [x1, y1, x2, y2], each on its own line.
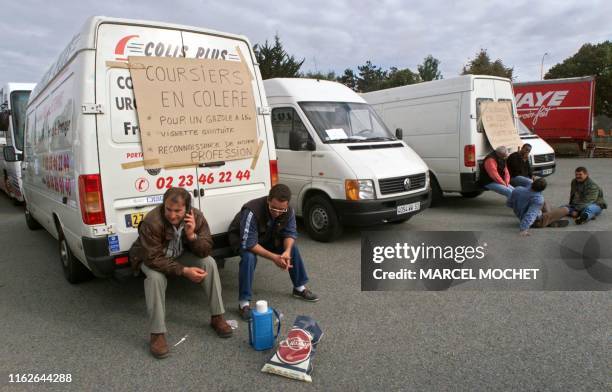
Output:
[545, 41, 611, 116]
[253, 35, 304, 79]
[303, 70, 338, 81]
[338, 68, 358, 91]
[357, 61, 387, 92]
[418, 55, 442, 81]
[381, 67, 420, 89]
[462, 49, 513, 79]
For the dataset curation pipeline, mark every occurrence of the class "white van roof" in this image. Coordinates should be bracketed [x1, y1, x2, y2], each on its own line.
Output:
[362, 74, 511, 103]
[2, 83, 36, 93]
[30, 16, 255, 102]
[264, 78, 366, 103]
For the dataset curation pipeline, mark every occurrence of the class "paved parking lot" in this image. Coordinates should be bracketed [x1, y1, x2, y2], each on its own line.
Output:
[0, 158, 610, 391]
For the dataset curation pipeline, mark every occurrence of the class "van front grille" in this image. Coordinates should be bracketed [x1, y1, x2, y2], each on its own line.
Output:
[379, 173, 427, 195]
[534, 153, 555, 163]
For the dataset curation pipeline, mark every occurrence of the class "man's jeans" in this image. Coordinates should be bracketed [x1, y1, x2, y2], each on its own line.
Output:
[239, 243, 309, 302]
[510, 176, 532, 188]
[566, 203, 603, 221]
[484, 182, 514, 199]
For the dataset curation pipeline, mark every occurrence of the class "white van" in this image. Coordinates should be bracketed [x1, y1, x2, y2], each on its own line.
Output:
[22, 17, 277, 283]
[0, 83, 36, 203]
[264, 78, 430, 241]
[516, 121, 556, 177]
[362, 75, 556, 203]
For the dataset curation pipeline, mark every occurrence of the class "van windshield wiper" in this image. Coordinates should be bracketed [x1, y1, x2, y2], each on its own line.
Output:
[326, 138, 364, 143]
[365, 136, 396, 141]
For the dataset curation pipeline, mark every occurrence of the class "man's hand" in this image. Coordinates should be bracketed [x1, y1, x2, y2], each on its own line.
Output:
[519, 230, 531, 237]
[271, 254, 291, 270]
[184, 212, 196, 241]
[280, 249, 293, 271]
[570, 211, 579, 218]
[183, 266, 207, 283]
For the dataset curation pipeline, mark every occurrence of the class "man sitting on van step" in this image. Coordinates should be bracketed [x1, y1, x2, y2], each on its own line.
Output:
[507, 144, 534, 188]
[130, 187, 232, 359]
[228, 184, 319, 321]
[564, 166, 607, 224]
[507, 178, 569, 236]
[478, 146, 514, 199]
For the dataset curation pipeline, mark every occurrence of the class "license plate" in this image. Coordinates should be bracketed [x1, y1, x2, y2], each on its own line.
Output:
[542, 168, 553, 175]
[397, 202, 420, 215]
[125, 212, 145, 228]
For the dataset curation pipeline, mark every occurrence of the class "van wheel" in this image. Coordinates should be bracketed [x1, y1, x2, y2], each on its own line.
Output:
[24, 206, 41, 230]
[430, 175, 444, 207]
[461, 191, 483, 198]
[304, 195, 342, 242]
[58, 233, 93, 284]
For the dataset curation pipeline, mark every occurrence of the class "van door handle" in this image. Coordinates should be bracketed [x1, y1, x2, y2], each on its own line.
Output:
[199, 189, 204, 197]
[193, 189, 198, 199]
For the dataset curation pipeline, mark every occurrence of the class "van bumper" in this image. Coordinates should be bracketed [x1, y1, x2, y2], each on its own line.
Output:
[332, 189, 430, 226]
[533, 163, 556, 177]
[460, 172, 481, 192]
[82, 237, 129, 278]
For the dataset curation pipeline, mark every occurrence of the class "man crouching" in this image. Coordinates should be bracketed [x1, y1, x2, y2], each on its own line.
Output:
[130, 187, 232, 359]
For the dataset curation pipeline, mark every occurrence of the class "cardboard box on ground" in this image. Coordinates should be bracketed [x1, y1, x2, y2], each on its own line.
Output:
[128, 52, 258, 169]
[480, 101, 523, 152]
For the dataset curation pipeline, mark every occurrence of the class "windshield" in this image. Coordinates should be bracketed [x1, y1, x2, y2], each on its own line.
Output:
[299, 101, 395, 143]
[10, 91, 31, 151]
[517, 120, 533, 136]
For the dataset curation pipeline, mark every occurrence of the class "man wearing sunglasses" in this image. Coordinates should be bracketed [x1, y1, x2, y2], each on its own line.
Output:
[228, 184, 319, 321]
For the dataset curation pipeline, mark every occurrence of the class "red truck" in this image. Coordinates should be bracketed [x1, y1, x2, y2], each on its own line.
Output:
[513, 76, 595, 148]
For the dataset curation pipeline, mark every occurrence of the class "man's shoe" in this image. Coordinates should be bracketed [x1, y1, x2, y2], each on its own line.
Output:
[293, 287, 320, 302]
[575, 214, 588, 225]
[150, 333, 169, 359]
[548, 220, 570, 228]
[210, 315, 233, 338]
[238, 305, 252, 321]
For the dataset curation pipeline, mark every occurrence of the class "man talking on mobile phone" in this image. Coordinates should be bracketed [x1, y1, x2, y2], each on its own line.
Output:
[129, 187, 232, 359]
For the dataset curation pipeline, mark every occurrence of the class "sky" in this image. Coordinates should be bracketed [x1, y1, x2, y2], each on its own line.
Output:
[1, 0, 610, 86]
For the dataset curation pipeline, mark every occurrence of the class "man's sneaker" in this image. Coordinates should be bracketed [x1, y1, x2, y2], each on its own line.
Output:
[150, 333, 169, 359]
[575, 214, 588, 225]
[239, 305, 252, 321]
[210, 315, 233, 338]
[549, 220, 570, 228]
[293, 287, 320, 302]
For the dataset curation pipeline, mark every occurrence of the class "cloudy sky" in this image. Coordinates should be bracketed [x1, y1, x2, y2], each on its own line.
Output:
[1, 0, 610, 85]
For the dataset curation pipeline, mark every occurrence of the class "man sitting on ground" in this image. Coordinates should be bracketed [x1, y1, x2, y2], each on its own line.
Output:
[507, 143, 534, 188]
[479, 146, 514, 199]
[564, 166, 607, 224]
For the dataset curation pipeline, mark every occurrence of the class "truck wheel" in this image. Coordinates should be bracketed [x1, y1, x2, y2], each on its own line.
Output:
[429, 175, 444, 207]
[304, 195, 342, 242]
[460, 191, 483, 198]
[24, 206, 41, 230]
[58, 232, 93, 284]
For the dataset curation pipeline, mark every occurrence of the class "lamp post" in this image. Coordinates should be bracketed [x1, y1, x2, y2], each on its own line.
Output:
[540, 52, 549, 80]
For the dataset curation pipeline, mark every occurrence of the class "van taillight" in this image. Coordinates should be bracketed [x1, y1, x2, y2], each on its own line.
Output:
[78, 174, 106, 225]
[464, 145, 476, 167]
[269, 160, 279, 186]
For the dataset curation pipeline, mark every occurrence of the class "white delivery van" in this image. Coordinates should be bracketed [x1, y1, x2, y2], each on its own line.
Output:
[516, 121, 556, 177]
[0, 83, 36, 203]
[264, 78, 430, 242]
[22, 17, 277, 283]
[362, 75, 556, 203]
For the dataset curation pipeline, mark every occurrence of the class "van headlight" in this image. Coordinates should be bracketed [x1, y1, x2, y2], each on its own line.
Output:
[425, 171, 430, 189]
[345, 179, 375, 200]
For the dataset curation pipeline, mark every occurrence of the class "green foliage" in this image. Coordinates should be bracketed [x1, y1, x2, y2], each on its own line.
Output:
[545, 41, 611, 116]
[462, 49, 513, 79]
[253, 35, 304, 79]
[418, 55, 443, 81]
[303, 71, 338, 81]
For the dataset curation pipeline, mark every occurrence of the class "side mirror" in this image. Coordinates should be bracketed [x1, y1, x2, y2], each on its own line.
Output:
[395, 128, 403, 140]
[289, 130, 315, 151]
[3, 145, 21, 162]
[0, 110, 10, 133]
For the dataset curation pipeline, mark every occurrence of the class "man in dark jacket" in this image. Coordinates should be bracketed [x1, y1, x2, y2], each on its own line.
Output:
[507, 143, 533, 188]
[228, 184, 319, 321]
[130, 187, 232, 359]
[564, 166, 607, 224]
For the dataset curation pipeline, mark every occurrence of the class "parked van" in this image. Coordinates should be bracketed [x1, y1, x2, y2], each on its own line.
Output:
[362, 75, 556, 203]
[516, 121, 556, 177]
[0, 83, 36, 203]
[264, 78, 430, 241]
[22, 17, 277, 283]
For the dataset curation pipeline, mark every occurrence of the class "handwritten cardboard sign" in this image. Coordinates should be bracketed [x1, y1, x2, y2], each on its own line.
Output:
[128, 55, 257, 168]
[480, 101, 523, 151]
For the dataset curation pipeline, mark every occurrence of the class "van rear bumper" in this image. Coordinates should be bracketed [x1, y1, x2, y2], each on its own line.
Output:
[460, 172, 481, 192]
[332, 189, 430, 226]
[81, 237, 129, 278]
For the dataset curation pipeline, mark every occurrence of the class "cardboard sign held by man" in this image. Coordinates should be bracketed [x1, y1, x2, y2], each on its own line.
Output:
[128, 54, 258, 169]
[480, 101, 523, 152]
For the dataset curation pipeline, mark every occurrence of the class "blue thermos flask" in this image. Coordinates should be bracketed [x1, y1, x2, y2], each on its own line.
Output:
[249, 300, 281, 350]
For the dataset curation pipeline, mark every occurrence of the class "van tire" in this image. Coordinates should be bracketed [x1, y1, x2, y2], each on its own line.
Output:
[304, 195, 342, 242]
[24, 206, 42, 230]
[461, 191, 483, 198]
[429, 175, 444, 207]
[57, 229, 93, 284]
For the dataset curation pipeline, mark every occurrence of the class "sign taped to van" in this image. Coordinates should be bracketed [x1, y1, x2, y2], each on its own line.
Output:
[480, 101, 523, 151]
[128, 55, 257, 169]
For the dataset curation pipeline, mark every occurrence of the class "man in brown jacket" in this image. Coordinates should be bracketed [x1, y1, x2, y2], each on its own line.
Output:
[130, 187, 231, 359]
